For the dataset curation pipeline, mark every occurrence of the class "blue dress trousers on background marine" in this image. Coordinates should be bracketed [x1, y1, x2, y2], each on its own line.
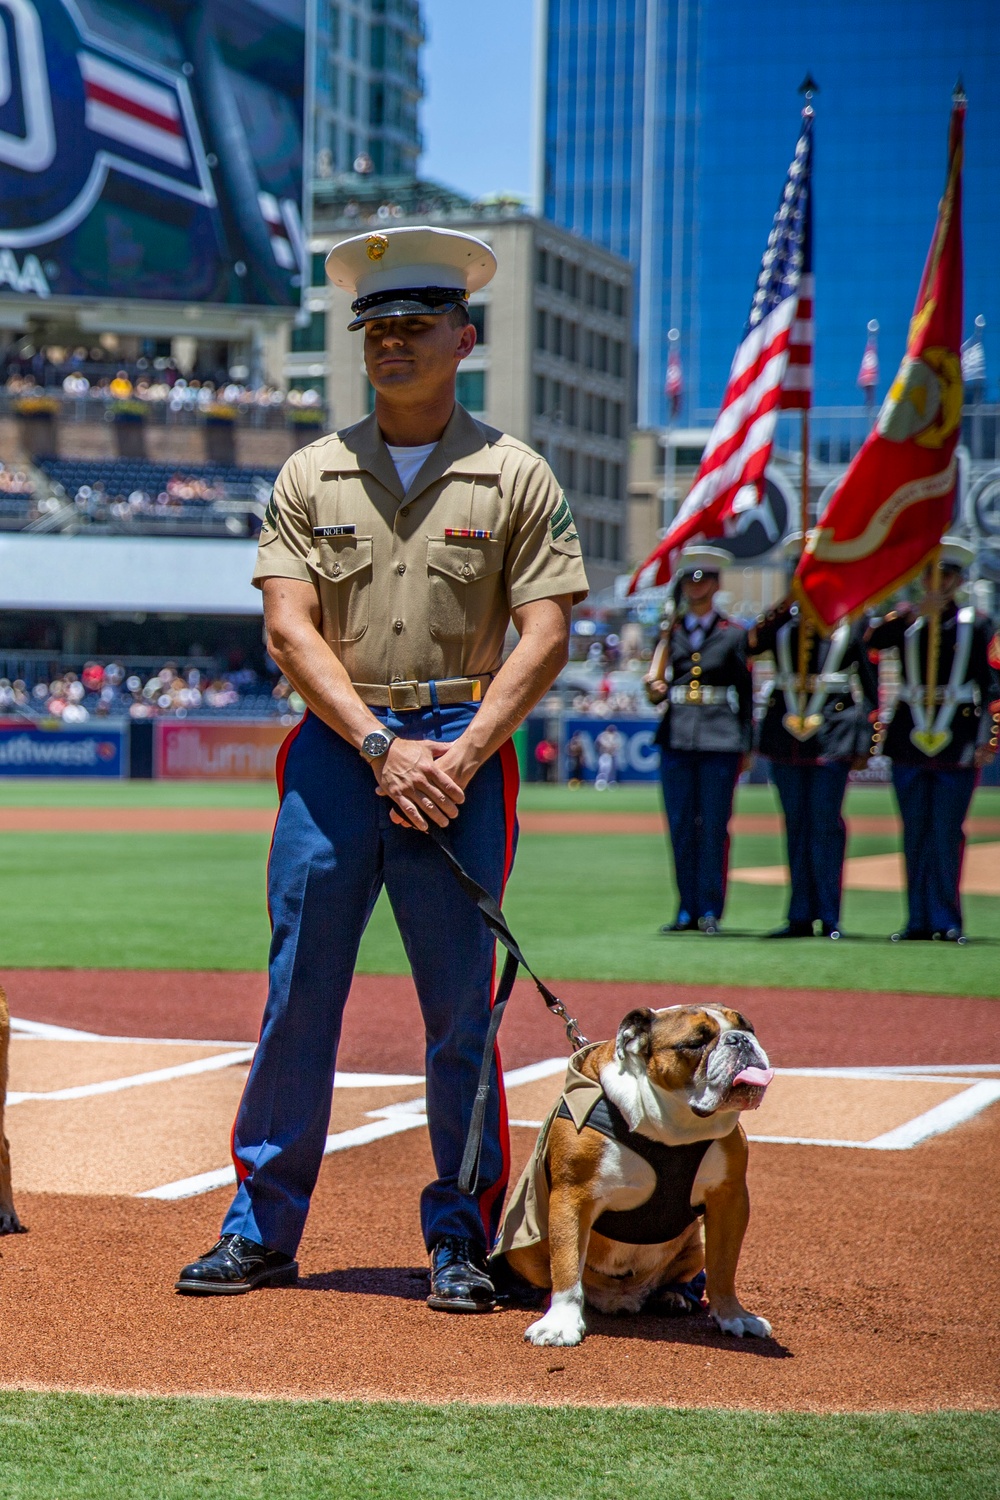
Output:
[865, 602, 1000, 941]
[747, 603, 879, 937]
[652, 614, 753, 933]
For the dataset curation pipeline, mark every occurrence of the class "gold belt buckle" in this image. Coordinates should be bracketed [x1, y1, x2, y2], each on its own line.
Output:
[388, 680, 421, 712]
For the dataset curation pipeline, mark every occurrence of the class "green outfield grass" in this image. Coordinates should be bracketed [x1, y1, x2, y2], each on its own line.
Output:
[0, 1393, 995, 1500]
[1, 776, 997, 819]
[1, 820, 997, 992]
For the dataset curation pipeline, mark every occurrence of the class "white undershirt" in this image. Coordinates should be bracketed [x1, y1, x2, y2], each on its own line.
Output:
[386, 442, 437, 495]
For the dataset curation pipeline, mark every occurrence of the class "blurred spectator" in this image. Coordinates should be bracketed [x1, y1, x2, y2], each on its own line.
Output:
[594, 724, 623, 791]
[11, 660, 304, 723]
[566, 732, 586, 787]
[0, 461, 34, 496]
[534, 737, 558, 783]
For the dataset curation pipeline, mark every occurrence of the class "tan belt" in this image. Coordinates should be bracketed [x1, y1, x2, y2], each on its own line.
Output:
[353, 675, 492, 711]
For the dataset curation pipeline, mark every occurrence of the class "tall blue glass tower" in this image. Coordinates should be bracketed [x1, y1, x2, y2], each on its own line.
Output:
[542, 0, 1000, 429]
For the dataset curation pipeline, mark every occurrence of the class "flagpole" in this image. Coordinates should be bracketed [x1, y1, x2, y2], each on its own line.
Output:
[921, 79, 966, 745]
[797, 405, 812, 689]
[796, 75, 817, 690]
[924, 546, 943, 732]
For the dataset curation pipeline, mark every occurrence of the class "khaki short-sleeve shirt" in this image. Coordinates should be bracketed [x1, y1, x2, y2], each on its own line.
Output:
[253, 404, 589, 684]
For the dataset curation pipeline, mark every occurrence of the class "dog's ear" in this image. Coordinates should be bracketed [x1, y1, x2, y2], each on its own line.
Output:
[616, 1008, 654, 1061]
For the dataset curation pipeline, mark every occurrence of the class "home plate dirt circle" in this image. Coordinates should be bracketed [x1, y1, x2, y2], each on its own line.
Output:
[2, 969, 999, 1410]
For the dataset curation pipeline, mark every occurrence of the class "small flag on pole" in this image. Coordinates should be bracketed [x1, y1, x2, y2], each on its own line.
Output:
[628, 107, 813, 592]
[857, 324, 879, 392]
[795, 93, 965, 630]
[665, 341, 683, 418]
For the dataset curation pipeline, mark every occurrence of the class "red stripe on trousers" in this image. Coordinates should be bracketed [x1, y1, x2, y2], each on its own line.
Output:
[230, 711, 309, 1184]
[476, 737, 520, 1240]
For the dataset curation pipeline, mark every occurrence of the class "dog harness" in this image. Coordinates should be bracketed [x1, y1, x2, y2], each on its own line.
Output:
[556, 1095, 713, 1244]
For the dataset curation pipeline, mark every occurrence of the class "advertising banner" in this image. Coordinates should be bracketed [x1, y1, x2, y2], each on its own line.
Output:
[0, 0, 307, 308]
[559, 717, 661, 783]
[155, 719, 288, 780]
[0, 720, 126, 776]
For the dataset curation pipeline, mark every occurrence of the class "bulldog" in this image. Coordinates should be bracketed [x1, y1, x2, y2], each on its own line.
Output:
[494, 1004, 773, 1348]
[0, 983, 23, 1234]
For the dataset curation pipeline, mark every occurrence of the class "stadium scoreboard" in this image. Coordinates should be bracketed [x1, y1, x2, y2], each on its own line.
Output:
[0, 0, 309, 313]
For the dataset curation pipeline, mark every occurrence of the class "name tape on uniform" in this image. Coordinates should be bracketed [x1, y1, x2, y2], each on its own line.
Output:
[444, 528, 493, 540]
[313, 525, 357, 537]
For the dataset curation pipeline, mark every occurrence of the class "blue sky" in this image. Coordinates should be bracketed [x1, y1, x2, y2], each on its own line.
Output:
[419, 0, 537, 203]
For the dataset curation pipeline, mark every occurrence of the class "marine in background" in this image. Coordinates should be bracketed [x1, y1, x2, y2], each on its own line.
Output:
[746, 533, 879, 940]
[865, 537, 1000, 943]
[645, 546, 753, 935]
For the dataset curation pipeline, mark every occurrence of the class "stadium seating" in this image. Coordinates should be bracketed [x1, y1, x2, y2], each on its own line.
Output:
[3, 660, 303, 722]
[38, 457, 277, 499]
[29, 458, 278, 537]
[0, 460, 42, 528]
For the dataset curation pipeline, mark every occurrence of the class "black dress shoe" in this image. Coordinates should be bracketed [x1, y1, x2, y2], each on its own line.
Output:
[175, 1234, 298, 1296]
[659, 919, 697, 934]
[890, 929, 932, 942]
[766, 921, 813, 939]
[698, 916, 720, 935]
[427, 1236, 495, 1313]
[933, 928, 967, 945]
[821, 924, 842, 940]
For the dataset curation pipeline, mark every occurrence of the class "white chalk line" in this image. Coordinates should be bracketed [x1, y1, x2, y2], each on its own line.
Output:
[135, 1060, 574, 1201]
[6, 1049, 256, 1105]
[8, 1024, 1000, 1194]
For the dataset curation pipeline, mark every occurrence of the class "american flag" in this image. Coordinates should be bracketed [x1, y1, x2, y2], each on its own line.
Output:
[780, 176, 813, 409]
[629, 109, 814, 592]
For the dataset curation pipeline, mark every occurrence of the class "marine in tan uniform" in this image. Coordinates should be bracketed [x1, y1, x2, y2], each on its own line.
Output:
[176, 226, 588, 1311]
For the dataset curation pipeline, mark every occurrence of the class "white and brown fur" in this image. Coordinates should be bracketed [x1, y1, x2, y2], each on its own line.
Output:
[0, 983, 23, 1234]
[505, 1004, 772, 1347]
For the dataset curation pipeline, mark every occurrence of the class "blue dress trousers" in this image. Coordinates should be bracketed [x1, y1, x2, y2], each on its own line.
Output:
[222, 704, 518, 1258]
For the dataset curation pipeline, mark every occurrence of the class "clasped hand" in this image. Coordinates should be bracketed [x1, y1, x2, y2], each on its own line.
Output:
[373, 737, 474, 830]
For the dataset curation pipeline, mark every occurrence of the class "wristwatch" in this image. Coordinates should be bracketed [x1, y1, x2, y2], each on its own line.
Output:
[359, 728, 397, 763]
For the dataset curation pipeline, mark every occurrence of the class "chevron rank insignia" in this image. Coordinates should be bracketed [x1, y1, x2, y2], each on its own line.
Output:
[549, 494, 578, 543]
[261, 492, 279, 536]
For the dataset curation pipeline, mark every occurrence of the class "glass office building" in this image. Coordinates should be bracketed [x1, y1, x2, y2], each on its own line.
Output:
[542, 0, 1000, 429]
[313, 1, 424, 180]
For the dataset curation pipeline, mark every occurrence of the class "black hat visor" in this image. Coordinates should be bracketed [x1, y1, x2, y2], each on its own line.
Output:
[348, 286, 467, 330]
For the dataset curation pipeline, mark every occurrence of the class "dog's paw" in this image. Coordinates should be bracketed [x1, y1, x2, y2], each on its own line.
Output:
[0, 1209, 25, 1236]
[710, 1308, 772, 1338]
[647, 1289, 694, 1317]
[524, 1306, 586, 1347]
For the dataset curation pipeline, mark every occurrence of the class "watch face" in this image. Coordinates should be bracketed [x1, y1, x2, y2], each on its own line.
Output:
[362, 731, 391, 760]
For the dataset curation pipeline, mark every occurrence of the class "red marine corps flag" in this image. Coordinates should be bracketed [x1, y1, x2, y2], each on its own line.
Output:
[628, 106, 813, 593]
[795, 92, 966, 628]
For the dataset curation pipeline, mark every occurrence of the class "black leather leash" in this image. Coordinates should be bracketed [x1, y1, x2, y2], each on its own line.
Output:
[426, 824, 589, 1196]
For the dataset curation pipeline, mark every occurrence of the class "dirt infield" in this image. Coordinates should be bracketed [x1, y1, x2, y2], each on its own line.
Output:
[4, 968, 1000, 1410]
[733, 843, 1000, 897]
[1, 1106, 998, 1410]
[7, 968, 1000, 1069]
[5, 807, 1000, 837]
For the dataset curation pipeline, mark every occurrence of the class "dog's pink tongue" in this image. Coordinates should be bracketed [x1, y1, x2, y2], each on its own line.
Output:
[734, 1066, 774, 1088]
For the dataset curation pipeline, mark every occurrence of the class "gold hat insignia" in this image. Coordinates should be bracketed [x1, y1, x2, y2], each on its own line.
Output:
[366, 234, 389, 261]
